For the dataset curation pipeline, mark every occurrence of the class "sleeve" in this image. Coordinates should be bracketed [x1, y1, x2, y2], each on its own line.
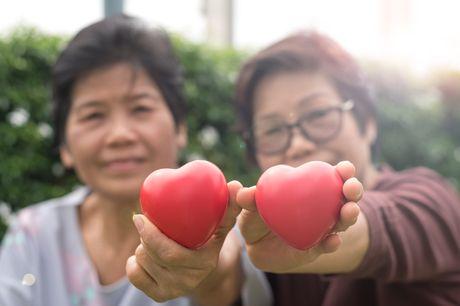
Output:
[351, 168, 460, 282]
[186, 228, 272, 306]
[0, 217, 40, 306]
[235, 228, 273, 306]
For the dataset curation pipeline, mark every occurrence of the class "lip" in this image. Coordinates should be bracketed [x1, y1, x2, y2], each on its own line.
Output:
[104, 157, 145, 173]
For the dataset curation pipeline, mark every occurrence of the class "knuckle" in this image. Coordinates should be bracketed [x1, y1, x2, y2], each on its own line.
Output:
[134, 244, 151, 265]
[155, 287, 183, 302]
[134, 244, 144, 257]
[157, 248, 182, 264]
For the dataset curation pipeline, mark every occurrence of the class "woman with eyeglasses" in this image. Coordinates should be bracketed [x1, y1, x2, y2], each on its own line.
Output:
[233, 32, 460, 305]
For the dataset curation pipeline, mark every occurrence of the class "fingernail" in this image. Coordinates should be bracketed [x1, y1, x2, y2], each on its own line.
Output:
[350, 177, 361, 187]
[350, 178, 363, 195]
[133, 214, 144, 234]
[356, 188, 363, 200]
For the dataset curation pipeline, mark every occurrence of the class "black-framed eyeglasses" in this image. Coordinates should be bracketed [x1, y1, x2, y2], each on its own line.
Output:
[250, 100, 354, 155]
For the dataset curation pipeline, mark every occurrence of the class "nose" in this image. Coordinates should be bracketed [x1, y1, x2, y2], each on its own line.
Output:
[105, 114, 137, 147]
[285, 126, 316, 161]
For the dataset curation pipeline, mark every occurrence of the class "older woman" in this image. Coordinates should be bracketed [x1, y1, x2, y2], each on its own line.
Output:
[0, 15, 272, 306]
[233, 31, 460, 305]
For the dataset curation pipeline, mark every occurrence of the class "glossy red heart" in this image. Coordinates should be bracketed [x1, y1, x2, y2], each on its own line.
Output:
[140, 160, 229, 249]
[255, 161, 344, 250]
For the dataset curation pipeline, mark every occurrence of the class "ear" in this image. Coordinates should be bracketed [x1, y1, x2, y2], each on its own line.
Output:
[364, 119, 377, 145]
[176, 123, 188, 150]
[60, 145, 74, 169]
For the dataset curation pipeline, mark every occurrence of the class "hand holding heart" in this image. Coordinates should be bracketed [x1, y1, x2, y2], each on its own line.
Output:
[237, 161, 363, 273]
[127, 161, 243, 303]
[139, 160, 231, 249]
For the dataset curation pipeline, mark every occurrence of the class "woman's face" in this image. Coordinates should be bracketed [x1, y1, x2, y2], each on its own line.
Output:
[252, 71, 376, 181]
[60, 63, 186, 203]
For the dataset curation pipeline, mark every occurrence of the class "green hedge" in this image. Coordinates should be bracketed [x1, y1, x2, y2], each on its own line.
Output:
[366, 64, 460, 189]
[1, 28, 459, 239]
[0, 28, 257, 238]
[0, 29, 79, 238]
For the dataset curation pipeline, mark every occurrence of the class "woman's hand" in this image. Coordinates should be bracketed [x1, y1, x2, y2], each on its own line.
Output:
[237, 161, 363, 273]
[126, 181, 244, 306]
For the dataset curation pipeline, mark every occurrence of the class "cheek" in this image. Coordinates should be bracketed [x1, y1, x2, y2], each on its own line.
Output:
[332, 120, 369, 162]
[256, 154, 283, 172]
[141, 119, 179, 150]
[66, 125, 104, 162]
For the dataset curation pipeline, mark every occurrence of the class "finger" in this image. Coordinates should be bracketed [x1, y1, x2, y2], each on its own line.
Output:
[207, 231, 242, 280]
[133, 214, 200, 267]
[220, 230, 243, 260]
[343, 177, 363, 202]
[127, 255, 184, 302]
[235, 186, 257, 211]
[216, 180, 243, 235]
[334, 202, 360, 232]
[134, 244, 168, 278]
[335, 161, 355, 181]
[134, 243, 216, 299]
[317, 233, 342, 254]
[237, 209, 271, 245]
[204, 181, 243, 252]
[126, 255, 162, 300]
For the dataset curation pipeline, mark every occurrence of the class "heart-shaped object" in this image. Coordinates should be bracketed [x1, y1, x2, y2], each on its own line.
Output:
[255, 161, 343, 250]
[140, 160, 229, 249]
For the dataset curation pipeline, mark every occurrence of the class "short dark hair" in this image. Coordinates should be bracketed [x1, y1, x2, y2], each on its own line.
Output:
[52, 14, 187, 147]
[234, 31, 378, 162]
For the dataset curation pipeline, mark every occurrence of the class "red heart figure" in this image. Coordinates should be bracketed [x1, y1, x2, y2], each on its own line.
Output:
[140, 160, 229, 249]
[255, 161, 343, 250]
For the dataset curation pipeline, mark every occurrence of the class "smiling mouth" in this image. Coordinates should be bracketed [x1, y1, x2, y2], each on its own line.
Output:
[105, 158, 145, 172]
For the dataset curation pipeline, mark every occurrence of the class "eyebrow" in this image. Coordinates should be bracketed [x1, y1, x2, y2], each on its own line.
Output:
[257, 92, 331, 121]
[73, 101, 104, 113]
[297, 92, 331, 108]
[257, 113, 283, 122]
[73, 92, 162, 112]
[128, 92, 162, 102]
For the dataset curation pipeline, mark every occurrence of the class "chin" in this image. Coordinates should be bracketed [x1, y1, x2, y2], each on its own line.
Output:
[112, 190, 141, 205]
[99, 181, 143, 204]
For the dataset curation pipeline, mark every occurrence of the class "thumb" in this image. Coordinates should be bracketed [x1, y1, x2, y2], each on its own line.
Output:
[208, 180, 243, 246]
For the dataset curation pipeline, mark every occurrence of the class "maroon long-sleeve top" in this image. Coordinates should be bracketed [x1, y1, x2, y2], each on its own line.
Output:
[268, 167, 460, 306]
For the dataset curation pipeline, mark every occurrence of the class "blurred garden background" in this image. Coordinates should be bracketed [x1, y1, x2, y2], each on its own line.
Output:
[1, 0, 460, 239]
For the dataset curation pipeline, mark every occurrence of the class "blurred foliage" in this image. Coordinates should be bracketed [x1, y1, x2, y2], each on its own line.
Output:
[1, 28, 460, 240]
[0, 28, 257, 239]
[173, 35, 260, 184]
[0, 28, 78, 238]
[365, 63, 460, 189]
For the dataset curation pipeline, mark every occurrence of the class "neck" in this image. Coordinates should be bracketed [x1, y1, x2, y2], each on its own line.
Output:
[79, 192, 140, 247]
[79, 192, 141, 286]
[361, 163, 380, 190]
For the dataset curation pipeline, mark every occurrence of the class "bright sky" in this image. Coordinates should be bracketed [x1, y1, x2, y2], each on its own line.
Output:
[1, 0, 460, 75]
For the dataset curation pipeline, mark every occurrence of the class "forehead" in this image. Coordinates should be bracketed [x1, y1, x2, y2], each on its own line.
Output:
[253, 71, 342, 118]
[71, 63, 161, 105]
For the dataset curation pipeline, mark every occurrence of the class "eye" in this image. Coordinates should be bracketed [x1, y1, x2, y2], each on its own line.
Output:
[81, 112, 104, 121]
[308, 109, 330, 119]
[266, 126, 283, 134]
[133, 105, 153, 113]
[259, 125, 285, 137]
[301, 107, 340, 131]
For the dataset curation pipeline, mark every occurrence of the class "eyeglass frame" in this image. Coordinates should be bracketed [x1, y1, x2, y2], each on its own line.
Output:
[247, 100, 355, 155]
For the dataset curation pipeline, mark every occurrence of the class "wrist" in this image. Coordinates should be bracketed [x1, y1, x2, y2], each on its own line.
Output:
[191, 253, 243, 306]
